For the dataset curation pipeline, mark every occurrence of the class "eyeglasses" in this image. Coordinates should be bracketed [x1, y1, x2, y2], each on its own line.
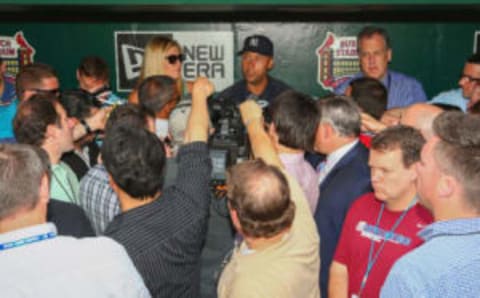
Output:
[165, 54, 186, 65]
[459, 74, 480, 84]
[29, 88, 61, 97]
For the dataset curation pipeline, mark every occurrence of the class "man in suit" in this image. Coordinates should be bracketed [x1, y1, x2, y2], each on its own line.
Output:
[309, 95, 372, 298]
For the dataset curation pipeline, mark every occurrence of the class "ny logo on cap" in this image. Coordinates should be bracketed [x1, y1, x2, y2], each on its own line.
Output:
[249, 37, 259, 47]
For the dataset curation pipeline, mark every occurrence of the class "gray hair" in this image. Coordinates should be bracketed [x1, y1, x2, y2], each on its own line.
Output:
[318, 95, 361, 137]
[0, 144, 50, 220]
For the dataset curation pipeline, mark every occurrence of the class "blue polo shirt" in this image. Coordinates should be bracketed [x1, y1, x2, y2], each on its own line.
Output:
[0, 76, 18, 143]
[381, 218, 480, 298]
[216, 76, 291, 107]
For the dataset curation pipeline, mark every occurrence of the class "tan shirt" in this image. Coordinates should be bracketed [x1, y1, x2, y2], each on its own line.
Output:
[217, 170, 320, 298]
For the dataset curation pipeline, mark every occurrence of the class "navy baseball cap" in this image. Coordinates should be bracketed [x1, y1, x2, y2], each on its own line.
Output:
[237, 35, 274, 57]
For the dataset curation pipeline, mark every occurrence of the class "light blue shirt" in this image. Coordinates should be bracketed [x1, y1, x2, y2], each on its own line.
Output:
[335, 70, 428, 109]
[430, 88, 468, 112]
[381, 217, 480, 298]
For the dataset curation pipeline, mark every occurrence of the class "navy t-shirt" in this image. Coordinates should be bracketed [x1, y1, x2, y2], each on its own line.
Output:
[216, 76, 291, 107]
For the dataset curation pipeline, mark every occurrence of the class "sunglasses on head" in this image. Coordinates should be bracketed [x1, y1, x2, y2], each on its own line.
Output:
[165, 54, 186, 65]
[30, 88, 61, 97]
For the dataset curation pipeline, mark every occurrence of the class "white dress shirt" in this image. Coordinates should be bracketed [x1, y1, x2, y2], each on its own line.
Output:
[318, 140, 359, 185]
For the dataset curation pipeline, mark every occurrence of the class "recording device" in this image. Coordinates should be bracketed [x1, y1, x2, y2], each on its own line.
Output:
[209, 95, 250, 174]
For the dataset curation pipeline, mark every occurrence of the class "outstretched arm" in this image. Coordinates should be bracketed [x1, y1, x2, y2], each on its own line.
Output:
[184, 77, 214, 144]
[239, 100, 282, 169]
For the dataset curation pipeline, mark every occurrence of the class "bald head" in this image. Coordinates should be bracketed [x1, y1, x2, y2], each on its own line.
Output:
[227, 159, 295, 239]
[400, 103, 443, 140]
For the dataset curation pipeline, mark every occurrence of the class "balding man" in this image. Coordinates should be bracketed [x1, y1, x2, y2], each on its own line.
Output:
[217, 100, 320, 298]
[400, 103, 443, 140]
[361, 103, 443, 139]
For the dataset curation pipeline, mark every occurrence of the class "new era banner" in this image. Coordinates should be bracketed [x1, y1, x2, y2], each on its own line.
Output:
[115, 31, 234, 92]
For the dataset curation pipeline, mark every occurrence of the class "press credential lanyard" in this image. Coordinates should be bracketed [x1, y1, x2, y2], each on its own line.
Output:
[357, 197, 417, 297]
[0, 231, 56, 251]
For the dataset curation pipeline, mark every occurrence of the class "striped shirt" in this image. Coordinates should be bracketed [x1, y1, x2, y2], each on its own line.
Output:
[105, 142, 212, 298]
[79, 164, 120, 235]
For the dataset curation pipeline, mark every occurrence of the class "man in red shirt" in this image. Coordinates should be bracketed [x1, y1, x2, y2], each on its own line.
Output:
[329, 125, 433, 298]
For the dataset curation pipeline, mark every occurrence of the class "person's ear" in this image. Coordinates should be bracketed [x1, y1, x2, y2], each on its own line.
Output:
[38, 173, 50, 205]
[108, 174, 118, 193]
[229, 206, 243, 235]
[387, 48, 392, 63]
[267, 57, 274, 70]
[438, 174, 455, 199]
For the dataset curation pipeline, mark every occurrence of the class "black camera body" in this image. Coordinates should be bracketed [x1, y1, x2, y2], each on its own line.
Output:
[208, 96, 250, 183]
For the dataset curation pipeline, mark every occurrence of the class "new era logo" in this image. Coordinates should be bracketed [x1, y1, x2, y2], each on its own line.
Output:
[249, 37, 259, 47]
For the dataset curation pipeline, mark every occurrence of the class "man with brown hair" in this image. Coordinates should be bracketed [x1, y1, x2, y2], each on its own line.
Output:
[0, 62, 58, 143]
[16, 62, 60, 101]
[103, 77, 214, 297]
[14, 94, 79, 205]
[77, 56, 124, 106]
[217, 100, 320, 298]
[330, 125, 432, 298]
[1, 63, 108, 143]
[382, 112, 480, 297]
[266, 90, 320, 213]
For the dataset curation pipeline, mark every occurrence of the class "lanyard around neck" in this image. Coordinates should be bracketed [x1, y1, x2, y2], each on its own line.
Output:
[0, 231, 56, 251]
[358, 197, 417, 296]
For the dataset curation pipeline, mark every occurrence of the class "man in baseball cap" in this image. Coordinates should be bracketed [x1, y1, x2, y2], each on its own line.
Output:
[217, 34, 291, 107]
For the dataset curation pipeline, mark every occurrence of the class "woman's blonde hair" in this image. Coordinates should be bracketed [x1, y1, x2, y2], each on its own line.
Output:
[138, 36, 183, 95]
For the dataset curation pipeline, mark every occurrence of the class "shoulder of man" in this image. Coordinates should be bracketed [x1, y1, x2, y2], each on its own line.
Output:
[389, 70, 424, 87]
[216, 80, 247, 100]
[380, 250, 424, 298]
[47, 199, 95, 237]
[268, 76, 291, 90]
[227, 268, 294, 298]
[333, 142, 370, 174]
[334, 72, 363, 95]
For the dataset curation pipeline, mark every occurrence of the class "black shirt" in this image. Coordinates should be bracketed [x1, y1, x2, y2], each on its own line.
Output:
[105, 142, 212, 298]
[61, 141, 100, 181]
[216, 76, 291, 106]
[47, 199, 95, 237]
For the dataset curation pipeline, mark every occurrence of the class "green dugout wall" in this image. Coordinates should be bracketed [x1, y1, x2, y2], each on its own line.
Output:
[0, 2, 478, 99]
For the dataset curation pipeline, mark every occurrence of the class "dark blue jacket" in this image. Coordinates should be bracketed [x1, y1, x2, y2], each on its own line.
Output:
[309, 142, 372, 298]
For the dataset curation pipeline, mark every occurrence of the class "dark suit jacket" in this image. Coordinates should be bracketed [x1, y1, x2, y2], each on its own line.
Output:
[47, 199, 95, 237]
[312, 141, 372, 298]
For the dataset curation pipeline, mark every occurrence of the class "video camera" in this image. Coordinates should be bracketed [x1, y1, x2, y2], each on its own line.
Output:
[208, 95, 250, 185]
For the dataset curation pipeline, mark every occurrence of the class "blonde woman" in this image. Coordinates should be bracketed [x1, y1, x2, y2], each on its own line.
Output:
[128, 36, 193, 105]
